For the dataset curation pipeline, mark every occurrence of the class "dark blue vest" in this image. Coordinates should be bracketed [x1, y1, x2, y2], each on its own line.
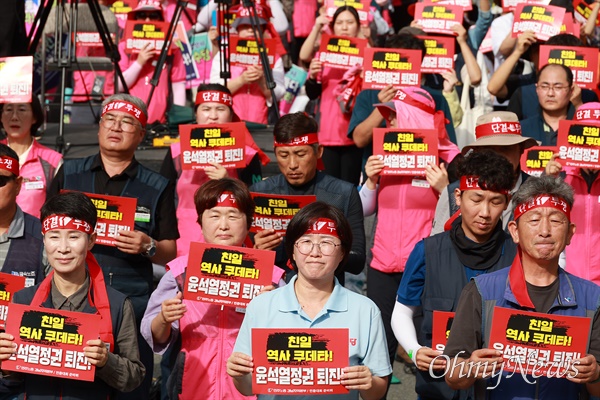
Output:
[12, 282, 126, 400]
[4, 211, 44, 286]
[474, 268, 600, 399]
[61, 155, 168, 321]
[413, 231, 516, 400]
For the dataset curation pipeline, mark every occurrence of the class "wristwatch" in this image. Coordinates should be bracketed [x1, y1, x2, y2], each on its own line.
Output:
[142, 238, 157, 258]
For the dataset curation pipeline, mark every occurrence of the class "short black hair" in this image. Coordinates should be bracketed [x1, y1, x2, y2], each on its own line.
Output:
[273, 112, 319, 146]
[41, 191, 98, 228]
[285, 202, 352, 273]
[330, 5, 360, 30]
[546, 33, 584, 47]
[538, 63, 573, 87]
[457, 150, 514, 195]
[194, 178, 254, 229]
[385, 33, 425, 54]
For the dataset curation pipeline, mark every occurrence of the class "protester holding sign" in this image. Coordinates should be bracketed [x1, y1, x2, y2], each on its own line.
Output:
[0, 191, 145, 399]
[390, 150, 516, 400]
[141, 178, 284, 400]
[301, 6, 367, 184]
[358, 86, 459, 385]
[444, 175, 600, 399]
[227, 202, 392, 399]
[0, 97, 62, 218]
[117, 0, 186, 124]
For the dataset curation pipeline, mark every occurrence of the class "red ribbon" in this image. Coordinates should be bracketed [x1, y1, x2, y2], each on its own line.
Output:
[0, 156, 19, 176]
[508, 250, 536, 309]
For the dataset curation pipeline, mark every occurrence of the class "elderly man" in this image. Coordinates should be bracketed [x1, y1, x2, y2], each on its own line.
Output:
[48, 94, 178, 399]
[251, 111, 365, 285]
[444, 175, 600, 399]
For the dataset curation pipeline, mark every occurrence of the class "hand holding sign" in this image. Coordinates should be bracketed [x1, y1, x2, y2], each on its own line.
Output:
[567, 354, 600, 383]
[227, 351, 254, 378]
[83, 339, 109, 368]
[0, 332, 16, 361]
[545, 152, 563, 176]
[516, 31, 537, 56]
[160, 292, 187, 324]
[364, 155, 386, 190]
[341, 365, 373, 391]
[253, 229, 284, 251]
[416, 347, 446, 371]
[467, 348, 504, 378]
[136, 43, 156, 67]
[424, 162, 449, 193]
[377, 84, 396, 103]
[205, 162, 229, 180]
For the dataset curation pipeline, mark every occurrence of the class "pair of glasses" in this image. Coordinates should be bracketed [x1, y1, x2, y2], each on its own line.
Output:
[100, 115, 140, 133]
[136, 11, 162, 20]
[0, 175, 16, 188]
[537, 84, 569, 93]
[295, 239, 341, 256]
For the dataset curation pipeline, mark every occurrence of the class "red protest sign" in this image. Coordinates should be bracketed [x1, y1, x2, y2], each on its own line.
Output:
[574, 0, 600, 26]
[373, 128, 438, 176]
[502, 0, 550, 13]
[123, 20, 174, 55]
[250, 193, 316, 233]
[183, 242, 275, 308]
[252, 328, 349, 395]
[0, 56, 33, 104]
[110, 0, 139, 26]
[557, 120, 600, 169]
[431, 311, 455, 352]
[318, 34, 367, 70]
[559, 14, 580, 38]
[229, 35, 277, 69]
[488, 306, 591, 375]
[324, 0, 371, 25]
[0, 273, 26, 329]
[362, 48, 422, 89]
[520, 146, 557, 177]
[539, 45, 599, 89]
[74, 32, 116, 48]
[420, 0, 472, 10]
[417, 36, 455, 74]
[85, 193, 137, 247]
[3, 303, 101, 382]
[511, 4, 565, 41]
[413, 4, 463, 35]
[179, 123, 246, 170]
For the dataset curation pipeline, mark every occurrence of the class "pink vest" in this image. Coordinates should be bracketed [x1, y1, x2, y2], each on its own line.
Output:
[170, 142, 258, 257]
[2, 140, 62, 218]
[563, 168, 600, 285]
[293, 0, 318, 38]
[230, 65, 269, 124]
[318, 66, 354, 146]
[370, 139, 460, 273]
[167, 255, 284, 400]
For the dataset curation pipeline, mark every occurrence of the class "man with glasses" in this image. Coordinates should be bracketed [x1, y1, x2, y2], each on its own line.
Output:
[48, 93, 178, 400]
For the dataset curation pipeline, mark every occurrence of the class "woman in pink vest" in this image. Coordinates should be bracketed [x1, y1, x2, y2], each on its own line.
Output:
[141, 178, 285, 400]
[300, 6, 367, 184]
[545, 102, 600, 285]
[358, 86, 460, 371]
[0, 97, 62, 217]
[160, 83, 268, 257]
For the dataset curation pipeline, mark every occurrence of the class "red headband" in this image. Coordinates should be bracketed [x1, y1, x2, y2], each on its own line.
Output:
[513, 194, 571, 221]
[195, 91, 233, 107]
[215, 191, 239, 209]
[0, 156, 19, 176]
[459, 176, 510, 195]
[42, 214, 94, 235]
[394, 89, 436, 115]
[274, 133, 319, 147]
[101, 100, 147, 127]
[475, 121, 522, 138]
[305, 218, 339, 238]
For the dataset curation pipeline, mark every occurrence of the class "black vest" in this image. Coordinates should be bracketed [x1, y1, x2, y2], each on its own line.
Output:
[4, 211, 44, 286]
[413, 230, 517, 400]
[62, 155, 168, 321]
[12, 283, 126, 400]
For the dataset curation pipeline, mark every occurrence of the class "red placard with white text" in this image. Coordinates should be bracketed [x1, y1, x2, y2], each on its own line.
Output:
[362, 48, 422, 89]
[74, 32, 117, 48]
[318, 34, 367, 70]
[420, 0, 472, 11]
[520, 146, 557, 177]
[431, 311, 455, 352]
[417, 36, 455, 74]
[252, 328, 349, 395]
[183, 242, 274, 308]
[559, 14, 580, 38]
[229, 35, 277, 69]
[2, 304, 101, 382]
[179, 123, 246, 170]
[557, 120, 600, 169]
[110, 0, 139, 26]
[539, 45, 599, 89]
[324, 0, 371, 25]
[123, 20, 174, 55]
[84, 193, 137, 247]
[0, 273, 26, 329]
[250, 193, 316, 233]
[488, 307, 591, 375]
[574, 0, 600, 26]
[0, 56, 33, 104]
[502, 0, 550, 12]
[511, 4, 565, 41]
[413, 4, 463, 35]
[373, 128, 438, 176]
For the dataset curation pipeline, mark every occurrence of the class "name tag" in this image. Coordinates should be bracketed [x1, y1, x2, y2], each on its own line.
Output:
[411, 179, 430, 189]
[235, 307, 246, 314]
[24, 181, 44, 190]
[134, 213, 151, 223]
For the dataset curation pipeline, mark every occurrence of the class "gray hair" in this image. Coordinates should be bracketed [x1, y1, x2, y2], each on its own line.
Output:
[101, 94, 148, 127]
[512, 175, 575, 212]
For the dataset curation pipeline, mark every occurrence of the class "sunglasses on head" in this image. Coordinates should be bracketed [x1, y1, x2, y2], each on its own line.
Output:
[0, 175, 15, 188]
